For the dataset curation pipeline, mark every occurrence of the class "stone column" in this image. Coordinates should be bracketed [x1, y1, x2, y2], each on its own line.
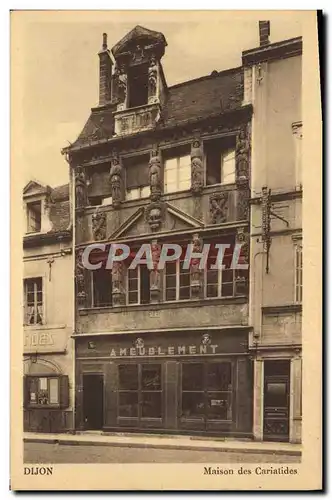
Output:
[75, 166, 88, 211]
[289, 356, 302, 444]
[236, 124, 250, 221]
[148, 55, 159, 104]
[149, 148, 162, 202]
[253, 358, 264, 441]
[190, 138, 204, 220]
[75, 249, 86, 308]
[190, 233, 203, 299]
[150, 240, 161, 303]
[109, 152, 124, 209]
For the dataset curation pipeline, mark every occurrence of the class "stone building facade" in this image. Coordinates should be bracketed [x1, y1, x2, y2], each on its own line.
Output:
[243, 23, 303, 443]
[62, 22, 302, 442]
[23, 181, 74, 432]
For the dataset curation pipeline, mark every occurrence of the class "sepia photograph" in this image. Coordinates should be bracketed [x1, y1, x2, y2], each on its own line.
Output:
[10, 9, 322, 490]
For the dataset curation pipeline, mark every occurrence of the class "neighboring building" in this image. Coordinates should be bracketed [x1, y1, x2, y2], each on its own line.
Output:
[23, 181, 74, 432]
[64, 26, 253, 437]
[243, 23, 303, 442]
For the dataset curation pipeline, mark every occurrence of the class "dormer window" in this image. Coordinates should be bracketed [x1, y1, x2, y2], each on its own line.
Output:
[128, 63, 149, 108]
[26, 201, 41, 233]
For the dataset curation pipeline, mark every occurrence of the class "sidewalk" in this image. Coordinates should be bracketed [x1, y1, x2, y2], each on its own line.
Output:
[24, 431, 302, 456]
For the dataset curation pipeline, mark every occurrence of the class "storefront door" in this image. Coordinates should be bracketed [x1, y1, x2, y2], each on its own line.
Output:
[83, 374, 104, 430]
[117, 363, 163, 429]
[263, 360, 290, 442]
[179, 361, 234, 432]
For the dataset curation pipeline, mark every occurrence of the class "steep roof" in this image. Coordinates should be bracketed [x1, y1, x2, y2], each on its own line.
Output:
[69, 66, 243, 150]
[111, 25, 167, 57]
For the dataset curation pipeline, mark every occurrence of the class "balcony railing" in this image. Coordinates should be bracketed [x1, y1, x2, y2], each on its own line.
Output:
[113, 102, 161, 136]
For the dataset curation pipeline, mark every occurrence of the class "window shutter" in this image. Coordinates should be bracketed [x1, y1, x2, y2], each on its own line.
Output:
[59, 375, 69, 409]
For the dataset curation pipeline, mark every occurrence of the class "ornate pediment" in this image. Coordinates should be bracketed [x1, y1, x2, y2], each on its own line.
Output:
[23, 180, 51, 199]
[108, 202, 204, 240]
[111, 25, 167, 59]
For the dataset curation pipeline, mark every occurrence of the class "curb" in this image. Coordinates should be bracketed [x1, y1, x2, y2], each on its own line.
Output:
[23, 438, 302, 456]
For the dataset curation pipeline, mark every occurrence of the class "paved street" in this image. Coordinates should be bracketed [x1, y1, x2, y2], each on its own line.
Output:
[24, 442, 301, 464]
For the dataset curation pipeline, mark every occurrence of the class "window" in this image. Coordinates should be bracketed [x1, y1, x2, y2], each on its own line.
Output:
[24, 278, 43, 325]
[92, 268, 112, 307]
[165, 256, 190, 302]
[88, 195, 113, 206]
[127, 265, 150, 305]
[26, 201, 41, 233]
[205, 137, 236, 186]
[118, 364, 162, 419]
[24, 375, 69, 408]
[163, 146, 191, 193]
[181, 362, 232, 421]
[124, 154, 150, 200]
[128, 64, 149, 108]
[295, 243, 303, 303]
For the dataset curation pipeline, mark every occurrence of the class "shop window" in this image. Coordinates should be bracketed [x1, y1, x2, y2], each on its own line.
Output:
[127, 265, 150, 305]
[24, 277, 43, 325]
[118, 364, 162, 419]
[92, 268, 112, 307]
[181, 362, 233, 422]
[165, 256, 190, 302]
[295, 243, 303, 303]
[128, 64, 149, 108]
[124, 154, 150, 201]
[163, 145, 191, 194]
[24, 375, 69, 409]
[205, 137, 236, 186]
[26, 201, 42, 233]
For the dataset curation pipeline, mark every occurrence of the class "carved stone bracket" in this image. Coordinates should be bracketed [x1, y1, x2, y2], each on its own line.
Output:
[209, 192, 229, 224]
[149, 147, 162, 201]
[190, 233, 203, 298]
[75, 249, 86, 308]
[236, 124, 250, 188]
[75, 166, 88, 210]
[190, 138, 204, 195]
[92, 209, 107, 241]
[150, 239, 161, 303]
[145, 201, 165, 232]
[109, 151, 124, 208]
[111, 261, 125, 306]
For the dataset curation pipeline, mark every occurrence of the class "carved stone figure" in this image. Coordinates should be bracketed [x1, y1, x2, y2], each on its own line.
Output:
[236, 227, 249, 263]
[149, 149, 162, 201]
[109, 153, 123, 207]
[92, 210, 106, 241]
[191, 139, 204, 195]
[75, 166, 87, 209]
[190, 233, 203, 297]
[150, 240, 161, 303]
[75, 249, 86, 307]
[148, 56, 158, 99]
[210, 192, 229, 224]
[236, 125, 250, 186]
[111, 261, 125, 306]
[113, 64, 127, 109]
[145, 202, 164, 232]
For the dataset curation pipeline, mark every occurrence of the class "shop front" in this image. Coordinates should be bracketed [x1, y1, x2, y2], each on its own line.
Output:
[75, 328, 253, 437]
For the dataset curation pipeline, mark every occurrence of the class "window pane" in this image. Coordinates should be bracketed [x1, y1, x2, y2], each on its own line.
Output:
[128, 291, 139, 304]
[165, 158, 177, 171]
[182, 392, 205, 419]
[141, 392, 162, 418]
[207, 363, 232, 391]
[178, 179, 191, 191]
[142, 364, 161, 390]
[140, 186, 150, 198]
[166, 274, 176, 288]
[39, 377, 47, 390]
[179, 286, 190, 300]
[164, 182, 177, 194]
[118, 365, 138, 390]
[49, 378, 59, 404]
[126, 188, 140, 200]
[207, 392, 232, 420]
[182, 363, 204, 391]
[166, 288, 176, 301]
[179, 155, 191, 168]
[119, 392, 138, 417]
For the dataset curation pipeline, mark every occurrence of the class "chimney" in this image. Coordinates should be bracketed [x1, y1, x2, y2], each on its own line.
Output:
[259, 21, 270, 47]
[98, 33, 113, 105]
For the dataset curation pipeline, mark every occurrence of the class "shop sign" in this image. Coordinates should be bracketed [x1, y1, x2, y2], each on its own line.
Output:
[109, 343, 219, 358]
[24, 328, 68, 354]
